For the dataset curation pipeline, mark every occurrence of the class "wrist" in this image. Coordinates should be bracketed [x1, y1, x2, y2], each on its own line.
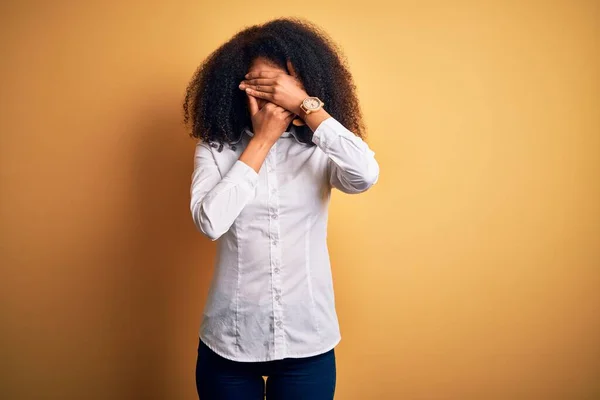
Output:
[296, 107, 308, 120]
[249, 134, 276, 149]
[294, 93, 310, 117]
[296, 95, 325, 119]
[294, 102, 305, 118]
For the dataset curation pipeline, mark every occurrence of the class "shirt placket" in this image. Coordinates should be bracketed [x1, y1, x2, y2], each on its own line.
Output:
[267, 143, 285, 359]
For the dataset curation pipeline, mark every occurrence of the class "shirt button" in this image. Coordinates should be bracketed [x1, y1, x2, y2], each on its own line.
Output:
[272, 240, 278, 246]
[272, 214, 278, 219]
[276, 321, 282, 327]
[275, 295, 280, 300]
[274, 268, 280, 273]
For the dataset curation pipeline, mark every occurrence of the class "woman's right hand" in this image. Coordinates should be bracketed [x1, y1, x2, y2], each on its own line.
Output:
[246, 92, 295, 145]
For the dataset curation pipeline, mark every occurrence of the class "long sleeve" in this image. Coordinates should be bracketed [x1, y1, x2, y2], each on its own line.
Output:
[311, 116, 380, 194]
[190, 141, 259, 241]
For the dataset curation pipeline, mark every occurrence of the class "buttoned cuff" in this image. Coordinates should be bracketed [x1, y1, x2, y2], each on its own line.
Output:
[311, 116, 347, 152]
[223, 160, 259, 188]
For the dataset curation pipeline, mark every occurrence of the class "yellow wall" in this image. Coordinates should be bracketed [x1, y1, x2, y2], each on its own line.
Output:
[1, 1, 598, 399]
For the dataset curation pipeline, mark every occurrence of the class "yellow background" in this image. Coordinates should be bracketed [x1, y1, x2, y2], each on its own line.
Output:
[1, 1, 599, 399]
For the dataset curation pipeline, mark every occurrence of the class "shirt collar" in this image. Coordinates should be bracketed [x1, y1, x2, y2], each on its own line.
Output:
[231, 123, 306, 145]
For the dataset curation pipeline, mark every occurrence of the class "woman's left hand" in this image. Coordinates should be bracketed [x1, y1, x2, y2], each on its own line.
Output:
[239, 69, 308, 116]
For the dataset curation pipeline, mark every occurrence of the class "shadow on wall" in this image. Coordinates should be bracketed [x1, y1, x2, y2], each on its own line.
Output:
[104, 97, 215, 398]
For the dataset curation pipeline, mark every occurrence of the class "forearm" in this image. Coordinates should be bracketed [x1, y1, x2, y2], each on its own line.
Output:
[298, 107, 331, 133]
[308, 112, 380, 194]
[191, 141, 262, 241]
[239, 136, 275, 173]
[191, 159, 259, 240]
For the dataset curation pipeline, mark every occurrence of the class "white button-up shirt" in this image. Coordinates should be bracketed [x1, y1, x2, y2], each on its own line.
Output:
[190, 116, 380, 362]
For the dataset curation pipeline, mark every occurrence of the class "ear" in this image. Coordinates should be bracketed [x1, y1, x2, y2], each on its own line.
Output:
[287, 59, 305, 90]
[286, 59, 297, 77]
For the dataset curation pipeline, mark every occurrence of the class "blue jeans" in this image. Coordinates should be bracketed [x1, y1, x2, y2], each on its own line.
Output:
[195, 338, 336, 400]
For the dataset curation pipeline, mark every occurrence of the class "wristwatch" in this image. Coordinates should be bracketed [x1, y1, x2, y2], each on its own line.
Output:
[299, 96, 325, 116]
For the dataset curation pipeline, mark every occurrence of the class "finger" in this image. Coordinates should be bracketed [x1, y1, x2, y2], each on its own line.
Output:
[246, 92, 259, 116]
[284, 114, 295, 126]
[242, 78, 277, 87]
[263, 102, 277, 111]
[279, 108, 294, 117]
[279, 109, 294, 122]
[273, 104, 291, 115]
[245, 87, 273, 101]
[245, 84, 275, 94]
[244, 70, 280, 80]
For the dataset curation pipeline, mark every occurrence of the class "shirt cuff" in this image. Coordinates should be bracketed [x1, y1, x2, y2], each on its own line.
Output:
[311, 116, 347, 152]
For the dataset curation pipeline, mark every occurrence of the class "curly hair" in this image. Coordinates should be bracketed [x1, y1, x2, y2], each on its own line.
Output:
[182, 16, 366, 152]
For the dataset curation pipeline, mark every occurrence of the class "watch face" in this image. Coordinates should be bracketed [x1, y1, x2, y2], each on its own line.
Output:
[303, 97, 321, 110]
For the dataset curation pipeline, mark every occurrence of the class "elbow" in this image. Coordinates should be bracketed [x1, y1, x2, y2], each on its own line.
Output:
[365, 159, 380, 189]
[199, 224, 224, 242]
[355, 172, 379, 193]
[352, 162, 380, 193]
[191, 202, 225, 241]
[337, 172, 379, 194]
[332, 158, 380, 194]
[334, 168, 380, 194]
[351, 148, 380, 193]
[363, 165, 380, 190]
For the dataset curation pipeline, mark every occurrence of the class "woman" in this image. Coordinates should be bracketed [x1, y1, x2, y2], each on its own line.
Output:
[183, 16, 380, 400]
